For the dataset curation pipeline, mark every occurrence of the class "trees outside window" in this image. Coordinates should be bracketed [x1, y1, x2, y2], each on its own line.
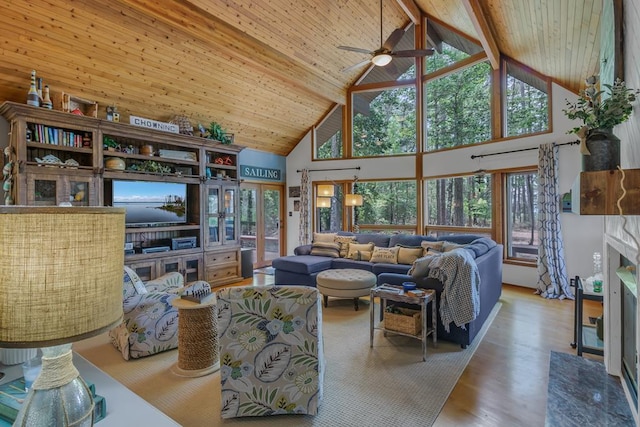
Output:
[505, 62, 549, 137]
[506, 171, 538, 260]
[424, 61, 492, 151]
[352, 86, 416, 157]
[315, 106, 343, 160]
[425, 175, 491, 235]
[356, 181, 417, 233]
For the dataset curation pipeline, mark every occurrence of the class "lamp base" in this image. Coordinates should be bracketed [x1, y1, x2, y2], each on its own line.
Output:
[13, 344, 94, 427]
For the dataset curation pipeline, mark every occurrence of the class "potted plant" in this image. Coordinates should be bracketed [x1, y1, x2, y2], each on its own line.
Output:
[563, 76, 639, 171]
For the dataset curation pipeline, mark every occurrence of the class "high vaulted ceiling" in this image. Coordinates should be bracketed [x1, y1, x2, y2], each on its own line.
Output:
[0, 0, 601, 156]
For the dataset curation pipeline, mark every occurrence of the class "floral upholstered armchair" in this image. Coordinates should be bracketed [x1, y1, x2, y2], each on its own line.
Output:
[216, 285, 324, 418]
[109, 266, 210, 360]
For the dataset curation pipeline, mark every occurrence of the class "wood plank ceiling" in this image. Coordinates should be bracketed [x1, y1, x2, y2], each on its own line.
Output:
[0, 0, 601, 156]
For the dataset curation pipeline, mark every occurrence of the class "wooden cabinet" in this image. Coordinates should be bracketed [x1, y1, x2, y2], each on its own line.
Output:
[205, 248, 241, 286]
[1, 101, 242, 285]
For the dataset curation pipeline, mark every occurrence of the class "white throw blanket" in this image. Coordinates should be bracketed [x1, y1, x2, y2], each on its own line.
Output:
[425, 248, 481, 332]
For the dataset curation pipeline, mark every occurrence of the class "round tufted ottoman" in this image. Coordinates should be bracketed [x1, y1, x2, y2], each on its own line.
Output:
[316, 269, 377, 311]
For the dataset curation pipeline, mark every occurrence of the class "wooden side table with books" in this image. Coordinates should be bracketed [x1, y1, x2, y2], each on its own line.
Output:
[370, 284, 437, 362]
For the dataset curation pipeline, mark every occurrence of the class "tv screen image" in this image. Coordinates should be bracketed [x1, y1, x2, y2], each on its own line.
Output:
[113, 181, 187, 226]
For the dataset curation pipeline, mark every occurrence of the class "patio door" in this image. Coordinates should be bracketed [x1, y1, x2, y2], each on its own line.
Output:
[240, 183, 284, 268]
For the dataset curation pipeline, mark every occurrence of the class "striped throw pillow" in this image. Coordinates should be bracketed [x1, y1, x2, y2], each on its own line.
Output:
[310, 241, 340, 258]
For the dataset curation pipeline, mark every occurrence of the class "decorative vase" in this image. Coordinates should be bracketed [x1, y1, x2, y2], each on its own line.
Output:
[105, 157, 126, 170]
[582, 128, 620, 171]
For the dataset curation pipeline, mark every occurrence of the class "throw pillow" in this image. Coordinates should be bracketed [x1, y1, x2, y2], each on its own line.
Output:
[408, 254, 439, 277]
[313, 232, 337, 243]
[310, 241, 340, 258]
[334, 235, 357, 258]
[349, 250, 373, 261]
[370, 246, 399, 264]
[421, 240, 444, 254]
[396, 245, 424, 265]
[443, 241, 465, 252]
[347, 242, 374, 260]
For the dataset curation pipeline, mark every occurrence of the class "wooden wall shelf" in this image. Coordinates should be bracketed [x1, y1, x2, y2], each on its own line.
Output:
[571, 169, 640, 215]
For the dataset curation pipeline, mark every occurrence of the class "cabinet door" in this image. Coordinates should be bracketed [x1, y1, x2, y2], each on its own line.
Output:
[204, 185, 221, 247]
[26, 172, 98, 206]
[222, 185, 238, 243]
[127, 260, 159, 282]
[160, 255, 202, 283]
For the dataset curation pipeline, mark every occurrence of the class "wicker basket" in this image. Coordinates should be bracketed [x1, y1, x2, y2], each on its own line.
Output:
[384, 307, 422, 335]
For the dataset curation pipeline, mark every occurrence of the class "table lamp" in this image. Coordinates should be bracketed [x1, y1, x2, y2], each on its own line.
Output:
[0, 206, 125, 426]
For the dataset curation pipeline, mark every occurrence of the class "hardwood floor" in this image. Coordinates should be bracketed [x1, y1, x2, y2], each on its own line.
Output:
[241, 275, 604, 426]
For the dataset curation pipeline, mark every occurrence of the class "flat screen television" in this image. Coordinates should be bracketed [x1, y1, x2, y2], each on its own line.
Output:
[113, 180, 187, 226]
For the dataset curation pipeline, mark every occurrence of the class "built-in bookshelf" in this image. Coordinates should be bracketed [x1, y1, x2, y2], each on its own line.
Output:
[0, 101, 243, 286]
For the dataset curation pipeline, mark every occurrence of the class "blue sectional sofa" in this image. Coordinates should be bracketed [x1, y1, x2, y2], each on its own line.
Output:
[272, 232, 503, 347]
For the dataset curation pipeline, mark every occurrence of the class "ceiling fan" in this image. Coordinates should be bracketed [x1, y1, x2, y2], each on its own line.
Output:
[338, 0, 434, 72]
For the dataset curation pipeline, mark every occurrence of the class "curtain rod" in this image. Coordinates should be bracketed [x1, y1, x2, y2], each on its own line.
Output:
[296, 166, 361, 173]
[470, 140, 579, 159]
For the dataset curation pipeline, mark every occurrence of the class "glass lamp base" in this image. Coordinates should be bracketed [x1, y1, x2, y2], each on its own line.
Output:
[13, 344, 94, 427]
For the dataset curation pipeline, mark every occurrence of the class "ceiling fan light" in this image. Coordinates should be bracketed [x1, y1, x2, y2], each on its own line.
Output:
[371, 53, 392, 66]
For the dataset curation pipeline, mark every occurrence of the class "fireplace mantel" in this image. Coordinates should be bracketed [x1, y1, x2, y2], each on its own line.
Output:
[604, 216, 640, 425]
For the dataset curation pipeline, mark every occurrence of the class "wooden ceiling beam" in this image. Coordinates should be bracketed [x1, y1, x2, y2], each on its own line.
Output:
[461, 0, 500, 69]
[396, 0, 422, 25]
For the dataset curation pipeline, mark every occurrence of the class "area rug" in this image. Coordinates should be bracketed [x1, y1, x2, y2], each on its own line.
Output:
[546, 351, 634, 426]
[75, 300, 501, 426]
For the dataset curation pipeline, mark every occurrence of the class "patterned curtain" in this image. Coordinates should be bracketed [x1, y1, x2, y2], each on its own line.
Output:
[536, 143, 573, 299]
[298, 168, 310, 246]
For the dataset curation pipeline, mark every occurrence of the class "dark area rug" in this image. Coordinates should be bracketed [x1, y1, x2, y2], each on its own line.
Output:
[546, 351, 635, 426]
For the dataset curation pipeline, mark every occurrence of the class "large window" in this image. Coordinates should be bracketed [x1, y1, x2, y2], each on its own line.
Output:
[315, 106, 343, 160]
[352, 86, 416, 157]
[505, 61, 549, 137]
[505, 171, 538, 260]
[425, 174, 492, 232]
[424, 61, 492, 151]
[356, 180, 417, 232]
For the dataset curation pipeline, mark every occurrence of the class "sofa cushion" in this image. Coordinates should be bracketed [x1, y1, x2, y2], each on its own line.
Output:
[395, 245, 424, 264]
[389, 234, 435, 248]
[464, 237, 497, 258]
[331, 258, 375, 272]
[347, 242, 375, 260]
[443, 241, 466, 252]
[437, 234, 483, 245]
[355, 233, 390, 248]
[334, 235, 357, 257]
[310, 241, 340, 258]
[421, 240, 445, 253]
[370, 246, 399, 263]
[372, 262, 411, 275]
[271, 255, 333, 275]
[313, 232, 337, 243]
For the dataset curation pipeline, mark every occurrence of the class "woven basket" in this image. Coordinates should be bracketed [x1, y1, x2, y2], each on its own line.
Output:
[385, 307, 422, 335]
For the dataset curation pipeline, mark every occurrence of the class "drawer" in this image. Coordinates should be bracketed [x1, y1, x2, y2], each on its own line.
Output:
[206, 265, 239, 283]
[206, 249, 238, 265]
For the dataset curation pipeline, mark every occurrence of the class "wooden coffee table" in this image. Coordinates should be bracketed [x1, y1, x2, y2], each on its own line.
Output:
[370, 284, 436, 361]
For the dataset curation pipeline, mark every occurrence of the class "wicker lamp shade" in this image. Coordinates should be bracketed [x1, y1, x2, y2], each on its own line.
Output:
[345, 194, 363, 206]
[317, 184, 334, 197]
[0, 206, 125, 347]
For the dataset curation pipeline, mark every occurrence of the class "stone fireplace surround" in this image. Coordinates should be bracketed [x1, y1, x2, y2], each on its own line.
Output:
[604, 215, 640, 425]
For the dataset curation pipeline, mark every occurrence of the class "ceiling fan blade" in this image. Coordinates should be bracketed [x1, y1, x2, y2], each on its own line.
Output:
[392, 49, 435, 58]
[338, 46, 373, 54]
[383, 28, 404, 51]
[343, 59, 372, 73]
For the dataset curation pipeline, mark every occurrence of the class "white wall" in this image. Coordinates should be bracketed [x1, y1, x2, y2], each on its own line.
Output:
[285, 82, 604, 287]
